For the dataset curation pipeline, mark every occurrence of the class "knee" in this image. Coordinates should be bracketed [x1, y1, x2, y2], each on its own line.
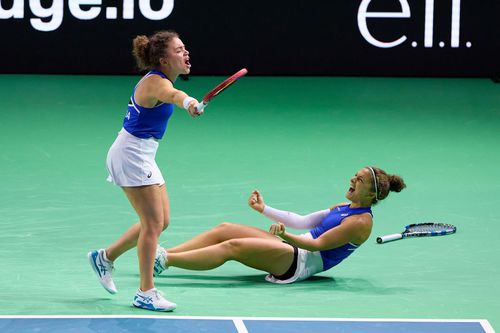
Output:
[142, 218, 164, 236]
[214, 222, 237, 232]
[212, 222, 237, 242]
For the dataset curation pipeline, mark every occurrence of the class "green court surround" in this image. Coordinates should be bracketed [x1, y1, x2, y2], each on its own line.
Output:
[0, 75, 498, 330]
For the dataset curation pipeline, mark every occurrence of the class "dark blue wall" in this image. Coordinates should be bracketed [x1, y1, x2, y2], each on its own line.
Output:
[0, 0, 498, 76]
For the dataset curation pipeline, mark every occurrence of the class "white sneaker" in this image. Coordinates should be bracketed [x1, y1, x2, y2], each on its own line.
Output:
[153, 245, 168, 277]
[133, 288, 176, 312]
[88, 249, 117, 294]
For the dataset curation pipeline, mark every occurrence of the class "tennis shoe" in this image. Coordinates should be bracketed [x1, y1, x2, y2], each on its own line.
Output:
[88, 249, 117, 294]
[133, 288, 176, 312]
[153, 245, 168, 277]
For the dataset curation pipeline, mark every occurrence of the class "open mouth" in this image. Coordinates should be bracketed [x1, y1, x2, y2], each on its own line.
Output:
[185, 58, 191, 67]
[348, 184, 355, 193]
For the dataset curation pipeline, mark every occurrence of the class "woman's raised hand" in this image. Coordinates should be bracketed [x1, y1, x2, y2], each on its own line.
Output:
[248, 190, 265, 213]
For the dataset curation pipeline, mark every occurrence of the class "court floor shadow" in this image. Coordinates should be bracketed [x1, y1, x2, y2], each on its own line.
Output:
[155, 273, 277, 288]
[154, 274, 410, 294]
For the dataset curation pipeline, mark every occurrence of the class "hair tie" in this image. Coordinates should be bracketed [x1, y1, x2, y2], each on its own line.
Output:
[368, 167, 378, 200]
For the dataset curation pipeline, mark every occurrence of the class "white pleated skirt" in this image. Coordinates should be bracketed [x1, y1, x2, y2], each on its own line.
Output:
[106, 128, 165, 187]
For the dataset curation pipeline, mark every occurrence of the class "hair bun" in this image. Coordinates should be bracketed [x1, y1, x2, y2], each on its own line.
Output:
[132, 35, 151, 70]
[389, 175, 406, 192]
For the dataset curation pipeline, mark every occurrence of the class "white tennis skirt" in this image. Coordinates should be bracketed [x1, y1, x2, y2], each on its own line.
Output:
[106, 128, 165, 187]
[265, 233, 324, 284]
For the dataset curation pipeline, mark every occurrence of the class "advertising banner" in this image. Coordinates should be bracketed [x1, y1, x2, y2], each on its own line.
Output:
[1, 0, 498, 76]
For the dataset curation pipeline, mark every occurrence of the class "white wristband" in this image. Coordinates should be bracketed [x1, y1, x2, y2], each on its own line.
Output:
[182, 97, 196, 110]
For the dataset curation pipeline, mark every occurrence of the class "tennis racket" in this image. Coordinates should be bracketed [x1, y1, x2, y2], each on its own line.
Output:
[376, 223, 456, 244]
[196, 68, 248, 113]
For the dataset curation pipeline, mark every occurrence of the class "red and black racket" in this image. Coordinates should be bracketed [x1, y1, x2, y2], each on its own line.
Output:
[196, 68, 248, 113]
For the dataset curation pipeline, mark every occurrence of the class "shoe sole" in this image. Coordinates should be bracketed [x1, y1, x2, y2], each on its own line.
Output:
[87, 251, 117, 294]
[132, 302, 176, 312]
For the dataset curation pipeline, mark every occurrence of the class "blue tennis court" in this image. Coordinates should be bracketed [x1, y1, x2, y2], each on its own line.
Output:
[0, 316, 494, 333]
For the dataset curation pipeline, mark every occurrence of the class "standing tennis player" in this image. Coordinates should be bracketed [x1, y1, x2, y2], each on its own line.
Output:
[88, 30, 203, 312]
[153, 167, 406, 283]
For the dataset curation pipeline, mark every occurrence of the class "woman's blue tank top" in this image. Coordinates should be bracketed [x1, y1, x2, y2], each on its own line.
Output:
[309, 204, 372, 271]
[123, 70, 174, 140]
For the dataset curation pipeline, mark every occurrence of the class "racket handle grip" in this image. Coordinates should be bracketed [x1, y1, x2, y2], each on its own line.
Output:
[376, 233, 403, 244]
[196, 102, 207, 113]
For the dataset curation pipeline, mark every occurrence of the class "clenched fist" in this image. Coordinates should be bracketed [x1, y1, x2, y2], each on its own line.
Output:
[248, 190, 265, 213]
[269, 222, 286, 237]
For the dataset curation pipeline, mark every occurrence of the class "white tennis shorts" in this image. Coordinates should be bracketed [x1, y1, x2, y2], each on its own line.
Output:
[265, 233, 324, 284]
[106, 128, 165, 187]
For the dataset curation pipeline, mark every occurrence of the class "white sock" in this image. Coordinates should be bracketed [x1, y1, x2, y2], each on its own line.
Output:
[102, 249, 112, 263]
[139, 287, 156, 294]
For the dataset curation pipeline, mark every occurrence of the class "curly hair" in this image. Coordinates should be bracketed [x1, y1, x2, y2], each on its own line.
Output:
[368, 166, 406, 205]
[132, 30, 179, 71]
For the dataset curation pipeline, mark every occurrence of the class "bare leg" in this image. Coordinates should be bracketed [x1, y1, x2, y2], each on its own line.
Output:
[167, 237, 295, 276]
[106, 223, 140, 262]
[168, 222, 277, 253]
[106, 185, 170, 262]
[123, 184, 169, 291]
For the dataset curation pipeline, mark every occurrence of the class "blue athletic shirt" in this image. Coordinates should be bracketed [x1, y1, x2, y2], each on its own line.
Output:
[309, 204, 372, 271]
[123, 70, 174, 140]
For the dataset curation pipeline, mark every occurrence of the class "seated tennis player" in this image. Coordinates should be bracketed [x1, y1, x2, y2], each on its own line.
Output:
[151, 166, 406, 283]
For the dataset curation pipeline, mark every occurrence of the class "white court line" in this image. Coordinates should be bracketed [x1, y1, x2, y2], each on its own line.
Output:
[233, 318, 249, 333]
[482, 320, 496, 333]
[0, 315, 494, 332]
